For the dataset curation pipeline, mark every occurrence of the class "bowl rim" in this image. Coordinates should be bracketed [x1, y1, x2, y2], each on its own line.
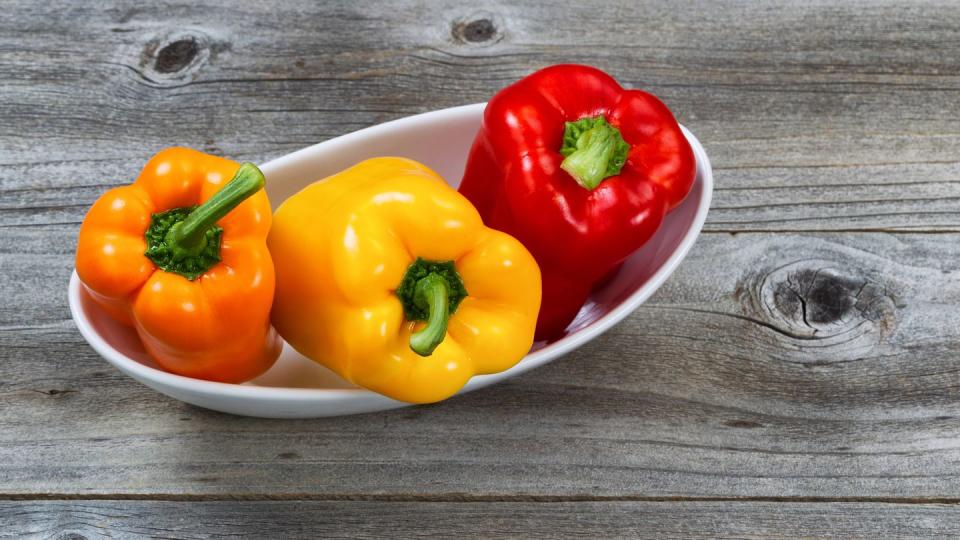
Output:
[67, 102, 713, 403]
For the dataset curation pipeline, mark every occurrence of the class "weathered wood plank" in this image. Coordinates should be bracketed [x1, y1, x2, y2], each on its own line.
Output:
[4, 500, 960, 539]
[5, 6, 960, 537]
[1, 0, 959, 232]
[4, 232, 960, 497]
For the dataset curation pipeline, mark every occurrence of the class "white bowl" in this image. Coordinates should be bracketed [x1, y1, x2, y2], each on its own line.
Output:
[68, 103, 713, 418]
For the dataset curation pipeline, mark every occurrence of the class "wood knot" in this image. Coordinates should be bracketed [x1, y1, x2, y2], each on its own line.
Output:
[134, 28, 226, 86]
[452, 12, 503, 45]
[745, 259, 897, 342]
[774, 269, 867, 327]
[155, 38, 199, 73]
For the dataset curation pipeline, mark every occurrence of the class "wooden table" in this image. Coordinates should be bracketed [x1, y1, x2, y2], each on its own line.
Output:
[3, 1, 960, 537]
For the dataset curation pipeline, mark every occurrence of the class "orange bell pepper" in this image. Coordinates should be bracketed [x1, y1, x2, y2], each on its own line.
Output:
[75, 148, 280, 383]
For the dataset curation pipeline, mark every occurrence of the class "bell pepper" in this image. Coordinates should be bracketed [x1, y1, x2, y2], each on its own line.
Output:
[75, 147, 281, 383]
[459, 64, 697, 340]
[268, 157, 541, 403]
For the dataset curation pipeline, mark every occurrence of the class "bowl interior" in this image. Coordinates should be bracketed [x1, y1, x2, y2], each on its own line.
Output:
[74, 103, 710, 393]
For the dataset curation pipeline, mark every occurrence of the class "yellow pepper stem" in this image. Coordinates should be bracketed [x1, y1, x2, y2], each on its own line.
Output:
[409, 273, 450, 357]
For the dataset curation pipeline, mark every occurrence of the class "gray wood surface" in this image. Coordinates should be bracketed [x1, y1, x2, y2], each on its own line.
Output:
[5, 501, 960, 539]
[2, 0, 960, 537]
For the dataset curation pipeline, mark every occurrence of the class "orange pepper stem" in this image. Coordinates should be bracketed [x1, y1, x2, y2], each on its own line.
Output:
[409, 273, 450, 357]
[165, 162, 265, 261]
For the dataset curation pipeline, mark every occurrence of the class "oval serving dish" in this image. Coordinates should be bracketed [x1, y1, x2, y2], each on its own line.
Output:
[68, 102, 713, 418]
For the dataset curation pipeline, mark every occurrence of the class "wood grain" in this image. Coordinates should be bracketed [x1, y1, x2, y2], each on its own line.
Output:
[4, 500, 960, 539]
[5, 233, 960, 498]
[2, 0, 960, 536]
[2, 1, 959, 232]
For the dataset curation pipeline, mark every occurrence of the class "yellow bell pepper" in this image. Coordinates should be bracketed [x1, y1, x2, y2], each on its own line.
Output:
[268, 157, 542, 403]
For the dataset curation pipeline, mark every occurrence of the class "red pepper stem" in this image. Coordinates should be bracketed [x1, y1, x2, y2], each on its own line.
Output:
[559, 116, 630, 190]
[409, 273, 450, 357]
[164, 162, 265, 261]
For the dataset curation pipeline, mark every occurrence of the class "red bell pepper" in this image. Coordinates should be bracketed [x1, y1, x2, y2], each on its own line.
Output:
[459, 64, 696, 340]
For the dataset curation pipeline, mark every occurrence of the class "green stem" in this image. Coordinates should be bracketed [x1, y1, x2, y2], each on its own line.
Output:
[559, 116, 630, 190]
[395, 258, 467, 356]
[408, 273, 451, 357]
[164, 162, 265, 261]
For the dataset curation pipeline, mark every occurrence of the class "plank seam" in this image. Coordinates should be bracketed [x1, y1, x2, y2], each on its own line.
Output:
[1, 494, 960, 505]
